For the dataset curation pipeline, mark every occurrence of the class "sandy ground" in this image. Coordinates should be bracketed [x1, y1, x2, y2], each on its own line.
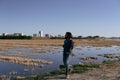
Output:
[48, 61, 120, 80]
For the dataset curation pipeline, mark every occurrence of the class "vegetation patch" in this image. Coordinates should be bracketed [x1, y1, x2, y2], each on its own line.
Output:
[0, 36, 32, 39]
[17, 60, 120, 80]
[103, 60, 119, 64]
[18, 63, 100, 80]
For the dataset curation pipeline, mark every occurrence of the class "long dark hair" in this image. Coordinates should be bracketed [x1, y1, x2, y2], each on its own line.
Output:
[65, 32, 73, 39]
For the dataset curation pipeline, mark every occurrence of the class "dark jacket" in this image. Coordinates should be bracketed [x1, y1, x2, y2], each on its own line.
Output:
[63, 39, 74, 54]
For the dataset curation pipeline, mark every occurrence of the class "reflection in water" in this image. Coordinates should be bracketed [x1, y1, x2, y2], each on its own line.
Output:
[0, 46, 120, 78]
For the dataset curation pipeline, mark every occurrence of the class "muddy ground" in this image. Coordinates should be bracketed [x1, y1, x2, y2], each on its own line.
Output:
[48, 61, 120, 80]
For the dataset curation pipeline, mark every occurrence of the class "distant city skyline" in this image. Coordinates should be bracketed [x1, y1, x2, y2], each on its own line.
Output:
[0, 0, 120, 37]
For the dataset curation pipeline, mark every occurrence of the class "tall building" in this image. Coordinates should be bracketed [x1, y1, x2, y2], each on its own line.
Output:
[38, 31, 44, 37]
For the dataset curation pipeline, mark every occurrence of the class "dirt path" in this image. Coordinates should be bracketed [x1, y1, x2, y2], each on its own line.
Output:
[47, 61, 120, 80]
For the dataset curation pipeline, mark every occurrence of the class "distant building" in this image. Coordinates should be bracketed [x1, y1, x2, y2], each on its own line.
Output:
[1, 32, 25, 37]
[33, 34, 38, 37]
[2, 33, 8, 36]
[57, 34, 64, 38]
[45, 34, 50, 38]
[58, 34, 62, 37]
[14, 33, 24, 36]
[38, 31, 44, 37]
[7, 34, 14, 36]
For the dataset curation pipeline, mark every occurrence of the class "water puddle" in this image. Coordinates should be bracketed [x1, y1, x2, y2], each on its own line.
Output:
[0, 46, 120, 77]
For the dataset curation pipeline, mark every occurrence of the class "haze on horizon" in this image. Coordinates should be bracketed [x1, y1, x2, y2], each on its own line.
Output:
[0, 0, 120, 37]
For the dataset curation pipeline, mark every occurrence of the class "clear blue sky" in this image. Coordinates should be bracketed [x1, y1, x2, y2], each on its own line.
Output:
[0, 0, 120, 37]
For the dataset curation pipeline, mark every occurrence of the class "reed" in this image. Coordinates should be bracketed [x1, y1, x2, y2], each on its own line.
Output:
[0, 55, 53, 66]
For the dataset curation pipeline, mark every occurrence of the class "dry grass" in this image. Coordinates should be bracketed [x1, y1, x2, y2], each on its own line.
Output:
[0, 39, 120, 50]
[0, 39, 63, 50]
[0, 55, 53, 66]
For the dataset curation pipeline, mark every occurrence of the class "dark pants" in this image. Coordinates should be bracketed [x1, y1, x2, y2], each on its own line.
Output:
[63, 53, 70, 76]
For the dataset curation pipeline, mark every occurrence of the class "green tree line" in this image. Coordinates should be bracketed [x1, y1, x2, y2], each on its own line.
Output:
[50, 35, 101, 39]
[0, 36, 32, 39]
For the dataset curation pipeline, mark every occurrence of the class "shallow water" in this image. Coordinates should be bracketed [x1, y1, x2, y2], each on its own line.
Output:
[0, 46, 120, 77]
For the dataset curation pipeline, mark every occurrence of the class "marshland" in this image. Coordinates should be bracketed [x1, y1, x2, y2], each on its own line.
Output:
[0, 39, 120, 79]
